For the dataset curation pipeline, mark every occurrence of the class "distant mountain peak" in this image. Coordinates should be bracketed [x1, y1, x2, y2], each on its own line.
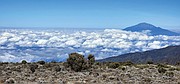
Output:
[136, 22, 156, 27]
[137, 22, 153, 25]
[123, 22, 179, 36]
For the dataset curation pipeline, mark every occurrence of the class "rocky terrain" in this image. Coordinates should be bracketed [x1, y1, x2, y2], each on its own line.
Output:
[0, 62, 180, 84]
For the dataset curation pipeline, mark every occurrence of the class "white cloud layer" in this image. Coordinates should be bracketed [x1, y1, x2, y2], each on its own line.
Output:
[0, 29, 180, 62]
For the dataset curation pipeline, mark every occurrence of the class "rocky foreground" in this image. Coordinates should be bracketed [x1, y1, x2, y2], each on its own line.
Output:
[0, 62, 180, 84]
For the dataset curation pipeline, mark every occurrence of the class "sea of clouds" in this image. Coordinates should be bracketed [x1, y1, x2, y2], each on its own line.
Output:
[0, 29, 180, 62]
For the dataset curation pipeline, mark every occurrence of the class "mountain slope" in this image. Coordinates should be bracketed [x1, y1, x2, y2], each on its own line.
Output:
[97, 45, 180, 64]
[123, 23, 179, 36]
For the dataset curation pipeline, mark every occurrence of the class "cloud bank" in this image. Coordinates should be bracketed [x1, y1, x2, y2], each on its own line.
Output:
[0, 29, 180, 62]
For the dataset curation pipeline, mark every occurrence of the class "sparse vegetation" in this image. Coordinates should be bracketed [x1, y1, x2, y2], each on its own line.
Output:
[176, 62, 180, 65]
[157, 63, 169, 68]
[122, 61, 134, 66]
[54, 66, 61, 72]
[147, 61, 153, 64]
[118, 66, 126, 71]
[169, 67, 176, 71]
[29, 64, 38, 73]
[21, 60, 27, 64]
[158, 67, 167, 73]
[67, 53, 87, 72]
[87, 54, 95, 65]
[135, 64, 149, 69]
[108, 62, 120, 69]
[51, 60, 57, 63]
[66, 53, 96, 72]
[37, 60, 45, 65]
[0, 53, 180, 83]
[165, 72, 174, 77]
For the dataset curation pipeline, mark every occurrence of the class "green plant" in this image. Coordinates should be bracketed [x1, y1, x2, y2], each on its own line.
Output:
[21, 60, 27, 64]
[67, 53, 87, 72]
[29, 64, 38, 73]
[95, 62, 100, 65]
[176, 68, 180, 71]
[135, 64, 149, 69]
[88, 54, 95, 65]
[147, 61, 153, 64]
[51, 60, 57, 63]
[123, 61, 134, 66]
[108, 62, 120, 69]
[2, 62, 8, 64]
[37, 60, 45, 65]
[122, 67, 126, 71]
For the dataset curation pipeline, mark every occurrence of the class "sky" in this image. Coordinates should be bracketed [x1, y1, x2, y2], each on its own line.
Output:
[0, 0, 180, 29]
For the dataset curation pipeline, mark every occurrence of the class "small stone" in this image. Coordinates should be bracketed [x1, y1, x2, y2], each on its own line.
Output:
[108, 76, 116, 80]
[5, 78, 15, 84]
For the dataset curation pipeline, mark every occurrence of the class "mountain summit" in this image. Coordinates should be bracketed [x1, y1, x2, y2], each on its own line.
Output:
[123, 23, 179, 36]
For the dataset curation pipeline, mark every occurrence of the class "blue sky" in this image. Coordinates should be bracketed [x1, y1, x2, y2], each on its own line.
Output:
[0, 0, 180, 29]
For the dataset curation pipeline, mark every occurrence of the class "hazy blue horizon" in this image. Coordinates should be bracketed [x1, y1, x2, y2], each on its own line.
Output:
[0, 0, 180, 29]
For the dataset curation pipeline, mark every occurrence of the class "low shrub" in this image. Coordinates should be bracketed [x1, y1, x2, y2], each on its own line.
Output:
[176, 62, 180, 65]
[158, 67, 167, 73]
[169, 67, 176, 71]
[51, 60, 57, 63]
[157, 64, 169, 68]
[95, 62, 100, 65]
[67, 53, 87, 72]
[135, 64, 149, 69]
[87, 54, 95, 65]
[21, 60, 27, 64]
[54, 66, 61, 72]
[122, 61, 134, 66]
[108, 62, 120, 69]
[66, 53, 96, 72]
[1, 62, 8, 64]
[176, 68, 180, 71]
[37, 60, 45, 65]
[165, 72, 174, 77]
[147, 61, 153, 64]
[29, 64, 38, 73]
